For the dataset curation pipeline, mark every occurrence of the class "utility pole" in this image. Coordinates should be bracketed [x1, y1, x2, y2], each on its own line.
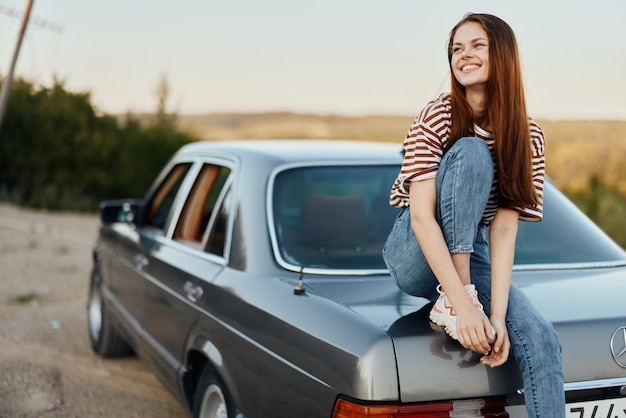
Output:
[0, 0, 35, 133]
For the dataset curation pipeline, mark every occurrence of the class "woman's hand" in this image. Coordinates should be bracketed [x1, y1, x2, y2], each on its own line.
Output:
[456, 305, 494, 355]
[480, 318, 510, 367]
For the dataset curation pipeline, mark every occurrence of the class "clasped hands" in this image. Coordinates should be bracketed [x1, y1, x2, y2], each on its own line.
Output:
[455, 306, 510, 367]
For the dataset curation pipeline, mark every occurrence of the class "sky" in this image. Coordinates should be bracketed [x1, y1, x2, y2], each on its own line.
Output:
[1, 0, 625, 120]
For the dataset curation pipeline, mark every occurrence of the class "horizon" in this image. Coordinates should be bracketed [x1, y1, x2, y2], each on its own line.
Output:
[127, 109, 626, 122]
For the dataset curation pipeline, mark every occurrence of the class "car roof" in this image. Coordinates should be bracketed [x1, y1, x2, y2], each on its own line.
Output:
[175, 140, 404, 164]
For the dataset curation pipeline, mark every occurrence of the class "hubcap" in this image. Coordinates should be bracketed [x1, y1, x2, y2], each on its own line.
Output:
[88, 284, 102, 342]
[200, 384, 228, 418]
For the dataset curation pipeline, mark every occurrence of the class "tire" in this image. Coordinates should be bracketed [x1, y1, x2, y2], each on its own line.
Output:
[87, 270, 133, 357]
[192, 366, 234, 418]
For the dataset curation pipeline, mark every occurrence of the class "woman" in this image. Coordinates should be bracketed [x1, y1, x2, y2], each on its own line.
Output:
[382, 13, 565, 417]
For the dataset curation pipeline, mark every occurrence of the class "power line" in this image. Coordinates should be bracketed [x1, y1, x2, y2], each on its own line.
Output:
[0, 3, 63, 33]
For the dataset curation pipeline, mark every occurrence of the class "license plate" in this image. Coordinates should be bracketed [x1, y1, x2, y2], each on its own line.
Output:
[567, 398, 626, 418]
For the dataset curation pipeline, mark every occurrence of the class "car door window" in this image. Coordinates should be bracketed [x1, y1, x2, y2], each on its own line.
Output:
[143, 163, 192, 233]
[173, 164, 232, 254]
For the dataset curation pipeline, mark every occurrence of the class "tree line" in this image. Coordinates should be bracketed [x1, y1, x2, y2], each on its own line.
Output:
[0, 77, 194, 210]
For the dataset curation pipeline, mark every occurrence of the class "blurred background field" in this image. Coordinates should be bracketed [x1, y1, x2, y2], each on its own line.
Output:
[178, 113, 626, 250]
[1, 78, 625, 248]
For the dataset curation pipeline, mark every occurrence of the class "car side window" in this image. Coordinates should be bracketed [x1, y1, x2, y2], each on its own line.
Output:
[173, 163, 232, 255]
[205, 186, 231, 257]
[143, 163, 192, 233]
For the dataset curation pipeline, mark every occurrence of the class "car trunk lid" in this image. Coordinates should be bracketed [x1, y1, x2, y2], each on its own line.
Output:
[307, 265, 626, 402]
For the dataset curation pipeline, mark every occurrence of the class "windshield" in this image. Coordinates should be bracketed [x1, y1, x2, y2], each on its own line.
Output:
[271, 166, 625, 272]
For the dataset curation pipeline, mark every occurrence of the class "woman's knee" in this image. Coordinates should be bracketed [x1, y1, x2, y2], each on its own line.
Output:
[449, 137, 492, 163]
[438, 136, 493, 191]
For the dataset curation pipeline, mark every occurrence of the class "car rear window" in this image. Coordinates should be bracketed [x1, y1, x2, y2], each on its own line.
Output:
[515, 182, 626, 265]
[271, 165, 400, 271]
[270, 166, 625, 273]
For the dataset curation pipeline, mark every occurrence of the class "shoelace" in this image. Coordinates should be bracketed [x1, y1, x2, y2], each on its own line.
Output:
[436, 284, 484, 310]
[464, 285, 484, 310]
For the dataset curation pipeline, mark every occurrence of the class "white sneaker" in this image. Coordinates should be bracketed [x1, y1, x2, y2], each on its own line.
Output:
[429, 284, 491, 341]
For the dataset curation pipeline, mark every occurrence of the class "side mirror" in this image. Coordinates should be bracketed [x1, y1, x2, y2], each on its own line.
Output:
[100, 200, 141, 224]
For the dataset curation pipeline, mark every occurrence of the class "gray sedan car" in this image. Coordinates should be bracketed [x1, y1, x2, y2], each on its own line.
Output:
[88, 140, 626, 418]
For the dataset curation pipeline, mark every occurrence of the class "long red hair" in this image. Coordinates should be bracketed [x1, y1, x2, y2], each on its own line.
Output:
[447, 13, 538, 208]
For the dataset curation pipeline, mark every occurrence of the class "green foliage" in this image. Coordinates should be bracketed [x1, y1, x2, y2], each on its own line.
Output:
[9, 292, 38, 304]
[0, 77, 195, 211]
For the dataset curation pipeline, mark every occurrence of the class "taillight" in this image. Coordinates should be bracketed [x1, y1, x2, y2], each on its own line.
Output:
[332, 397, 508, 418]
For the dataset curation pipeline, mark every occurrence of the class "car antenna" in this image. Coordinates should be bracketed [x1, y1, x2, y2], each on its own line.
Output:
[293, 269, 306, 295]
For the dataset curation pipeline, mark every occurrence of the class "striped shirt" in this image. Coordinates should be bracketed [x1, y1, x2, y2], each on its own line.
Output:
[389, 93, 545, 224]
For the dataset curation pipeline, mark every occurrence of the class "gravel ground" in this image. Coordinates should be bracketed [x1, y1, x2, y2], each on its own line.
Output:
[0, 204, 188, 417]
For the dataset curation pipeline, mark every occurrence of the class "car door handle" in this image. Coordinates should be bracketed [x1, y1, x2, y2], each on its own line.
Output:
[183, 281, 204, 302]
[134, 253, 148, 269]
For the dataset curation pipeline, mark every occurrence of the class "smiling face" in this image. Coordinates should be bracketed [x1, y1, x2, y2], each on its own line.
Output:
[450, 22, 490, 91]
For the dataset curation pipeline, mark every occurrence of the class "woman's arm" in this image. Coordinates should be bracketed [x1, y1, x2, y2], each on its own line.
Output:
[409, 179, 493, 355]
[481, 207, 518, 367]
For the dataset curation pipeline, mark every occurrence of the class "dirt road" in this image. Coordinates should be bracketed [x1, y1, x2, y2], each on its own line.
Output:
[0, 204, 188, 417]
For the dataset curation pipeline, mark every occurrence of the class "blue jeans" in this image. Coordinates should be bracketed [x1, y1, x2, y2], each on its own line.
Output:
[383, 137, 565, 418]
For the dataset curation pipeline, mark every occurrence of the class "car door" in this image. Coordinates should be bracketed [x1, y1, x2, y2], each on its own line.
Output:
[138, 160, 234, 389]
[108, 161, 194, 334]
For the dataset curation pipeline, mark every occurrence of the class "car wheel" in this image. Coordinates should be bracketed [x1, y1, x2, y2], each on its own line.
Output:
[193, 367, 233, 418]
[87, 270, 132, 357]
